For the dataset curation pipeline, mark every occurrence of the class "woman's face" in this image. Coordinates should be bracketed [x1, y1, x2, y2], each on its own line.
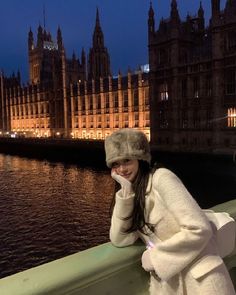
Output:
[111, 159, 139, 182]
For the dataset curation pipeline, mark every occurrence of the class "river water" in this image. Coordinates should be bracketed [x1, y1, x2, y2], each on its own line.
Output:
[0, 154, 113, 278]
[0, 152, 235, 279]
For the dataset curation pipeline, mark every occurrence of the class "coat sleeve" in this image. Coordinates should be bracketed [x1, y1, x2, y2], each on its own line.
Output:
[149, 169, 213, 281]
[109, 190, 139, 247]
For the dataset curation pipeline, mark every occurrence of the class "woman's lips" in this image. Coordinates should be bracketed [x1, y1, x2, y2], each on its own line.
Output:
[121, 173, 131, 179]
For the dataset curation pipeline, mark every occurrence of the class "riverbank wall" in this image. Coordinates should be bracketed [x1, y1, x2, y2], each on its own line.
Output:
[0, 137, 106, 166]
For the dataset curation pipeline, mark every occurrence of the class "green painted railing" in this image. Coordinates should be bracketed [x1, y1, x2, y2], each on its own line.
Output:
[1, 200, 236, 295]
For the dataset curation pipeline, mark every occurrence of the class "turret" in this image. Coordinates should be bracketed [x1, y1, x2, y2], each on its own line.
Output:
[211, 0, 220, 19]
[57, 26, 63, 51]
[17, 70, 21, 83]
[198, 1, 205, 31]
[37, 24, 43, 47]
[81, 47, 86, 67]
[225, 0, 236, 15]
[170, 0, 180, 24]
[28, 28, 34, 51]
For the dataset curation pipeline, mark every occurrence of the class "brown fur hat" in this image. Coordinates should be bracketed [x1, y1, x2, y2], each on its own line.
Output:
[104, 128, 151, 168]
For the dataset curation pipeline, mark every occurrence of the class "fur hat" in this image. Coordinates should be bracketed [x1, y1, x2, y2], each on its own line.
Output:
[104, 128, 151, 168]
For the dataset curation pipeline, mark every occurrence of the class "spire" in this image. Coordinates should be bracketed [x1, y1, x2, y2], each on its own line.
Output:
[88, 8, 111, 79]
[43, 4, 46, 30]
[81, 47, 86, 66]
[72, 51, 76, 61]
[28, 27, 34, 51]
[211, 0, 220, 19]
[57, 26, 63, 50]
[225, 0, 236, 12]
[17, 70, 21, 83]
[148, 1, 155, 36]
[96, 7, 100, 26]
[93, 7, 104, 48]
[198, 1, 204, 17]
[37, 24, 43, 47]
[170, 0, 180, 23]
[149, 1, 154, 18]
[198, 1, 205, 30]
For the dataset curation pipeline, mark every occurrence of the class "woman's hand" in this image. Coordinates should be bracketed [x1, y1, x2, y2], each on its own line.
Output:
[141, 249, 154, 272]
[111, 171, 133, 196]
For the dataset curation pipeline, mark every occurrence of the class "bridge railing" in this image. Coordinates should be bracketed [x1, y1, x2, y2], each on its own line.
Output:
[0, 199, 236, 295]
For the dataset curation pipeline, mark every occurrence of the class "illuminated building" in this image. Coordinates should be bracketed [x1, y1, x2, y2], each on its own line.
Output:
[0, 8, 150, 140]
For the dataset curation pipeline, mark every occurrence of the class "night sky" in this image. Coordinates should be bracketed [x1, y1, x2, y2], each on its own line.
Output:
[0, 0, 227, 82]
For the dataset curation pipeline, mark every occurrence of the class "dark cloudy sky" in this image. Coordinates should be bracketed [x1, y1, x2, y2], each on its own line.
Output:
[0, 0, 227, 82]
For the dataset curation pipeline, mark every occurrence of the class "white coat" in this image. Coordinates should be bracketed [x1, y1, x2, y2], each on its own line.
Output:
[110, 168, 235, 294]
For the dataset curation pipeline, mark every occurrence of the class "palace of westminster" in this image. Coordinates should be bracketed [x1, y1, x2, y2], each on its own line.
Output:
[0, 0, 236, 153]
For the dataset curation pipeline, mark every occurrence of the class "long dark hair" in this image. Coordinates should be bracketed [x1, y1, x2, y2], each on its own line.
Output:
[110, 160, 155, 235]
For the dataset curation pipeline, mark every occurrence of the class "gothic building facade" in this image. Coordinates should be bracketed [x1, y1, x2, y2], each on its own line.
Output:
[148, 0, 236, 152]
[1, 1, 236, 152]
[0, 9, 150, 140]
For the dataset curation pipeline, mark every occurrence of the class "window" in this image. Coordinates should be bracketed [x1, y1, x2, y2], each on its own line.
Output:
[193, 77, 199, 98]
[228, 108, 236, 127]
[144, 88, 149, 105]
[133, 89, 139, 106]
[181, 79, 187, 98]
[97, 115, 102, 128]
[182, 109, 188, 128]
[124, 114, 129, 127]
[193, 110, 200, 128]
[158, 48, 170, 65]
[113, 92, 118, 108]
[159, 110, 168, 128]
[96, 95, 101, 110]
[206, 109, 213, 129]
[114, 114, 119, 128]
[205, 76, 212, 97]
[145, 112, 150, 127]
[105, 93, 109, 109]
[123, 91, 128, 108]
[81, 96, 85, 111]
[159, 83, 168, 101]
[82, 116, 86, 128]
[225, 69, 236, 95]
[105, 115, 110, 128]
[134, 113, 139, 127]
[89, 95, 93, 110]
[225, 31, 236, 51]
[89, 116, 93, 128]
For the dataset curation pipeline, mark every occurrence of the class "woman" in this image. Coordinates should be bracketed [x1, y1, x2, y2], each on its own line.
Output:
[104, 128, 235, 295]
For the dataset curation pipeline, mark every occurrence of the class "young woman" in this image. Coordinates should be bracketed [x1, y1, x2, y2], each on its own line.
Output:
[104, 128, 235, 295]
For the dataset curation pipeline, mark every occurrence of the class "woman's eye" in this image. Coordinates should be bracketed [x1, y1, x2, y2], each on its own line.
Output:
[112, 163, 119, 168]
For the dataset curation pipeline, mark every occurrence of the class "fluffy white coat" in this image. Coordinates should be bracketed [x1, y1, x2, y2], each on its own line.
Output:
[110, 168, 235, 294]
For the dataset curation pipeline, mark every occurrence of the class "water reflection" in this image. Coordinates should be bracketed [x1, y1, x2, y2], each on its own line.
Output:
[0, 154, 114, 278]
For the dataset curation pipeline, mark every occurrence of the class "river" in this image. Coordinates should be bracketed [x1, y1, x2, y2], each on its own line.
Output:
[0, 154, 113, 278]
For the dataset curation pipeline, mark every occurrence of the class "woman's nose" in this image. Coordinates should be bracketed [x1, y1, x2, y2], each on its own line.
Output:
[119, 164, 127, 173]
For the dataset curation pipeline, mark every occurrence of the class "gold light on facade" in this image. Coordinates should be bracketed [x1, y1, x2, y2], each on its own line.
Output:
[228, 108, 236, 127]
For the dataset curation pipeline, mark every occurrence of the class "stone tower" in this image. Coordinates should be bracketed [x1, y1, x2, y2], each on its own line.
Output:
[88, 8, 111, 80]
[28, 25, 64, 85]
